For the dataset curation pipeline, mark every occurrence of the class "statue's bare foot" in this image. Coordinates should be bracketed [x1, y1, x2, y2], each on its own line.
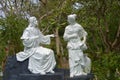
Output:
[75, 72, 87, 76]
[50, 70, 55, 73]
[70, 73, 74, 77]
[40, 71, 46, 75]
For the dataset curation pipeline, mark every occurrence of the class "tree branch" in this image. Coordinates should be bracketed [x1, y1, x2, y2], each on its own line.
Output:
[112, 23, 120, 48]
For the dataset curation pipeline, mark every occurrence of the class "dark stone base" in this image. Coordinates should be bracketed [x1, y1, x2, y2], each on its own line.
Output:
[18, 73, 64, 80]
[66, 73, 94, 80]
[3, 55, 94, 80]
[18, 73, 94, 80]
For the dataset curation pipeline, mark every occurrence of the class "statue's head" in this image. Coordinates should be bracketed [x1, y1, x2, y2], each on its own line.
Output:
[67, 14, 76, 24]
[29, 16, 38, 26]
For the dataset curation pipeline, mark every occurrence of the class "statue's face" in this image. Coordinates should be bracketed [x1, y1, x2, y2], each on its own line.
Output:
[32, 18, 38, 26]
[67, 14, 76, 24]
[67, 16, 75, 24]
[29, 17, 38, 26]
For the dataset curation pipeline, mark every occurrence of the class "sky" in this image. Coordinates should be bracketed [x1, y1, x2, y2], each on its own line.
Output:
[0, 10, 6, 18]
[0, 0, 41, 19]
[0, 4, 6, 18]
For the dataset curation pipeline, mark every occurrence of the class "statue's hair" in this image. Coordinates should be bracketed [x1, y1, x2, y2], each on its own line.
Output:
[68, 14, 77, 20]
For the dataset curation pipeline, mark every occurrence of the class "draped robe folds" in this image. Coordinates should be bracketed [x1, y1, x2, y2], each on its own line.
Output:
[63, 23, 87, 76]
[16, 26, 56, 74]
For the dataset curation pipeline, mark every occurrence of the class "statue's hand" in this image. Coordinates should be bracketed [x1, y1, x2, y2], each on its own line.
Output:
[79, 42, 84, 47]
[48, 34, 55, 38]
[80, 42, 87, 50]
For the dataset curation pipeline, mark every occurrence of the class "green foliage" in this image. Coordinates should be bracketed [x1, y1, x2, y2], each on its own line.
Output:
[92, 52, 120, 80]
[0, 15, 28, 68]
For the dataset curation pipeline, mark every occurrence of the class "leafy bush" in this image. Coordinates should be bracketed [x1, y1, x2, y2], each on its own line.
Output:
[92, 52, 120, 80]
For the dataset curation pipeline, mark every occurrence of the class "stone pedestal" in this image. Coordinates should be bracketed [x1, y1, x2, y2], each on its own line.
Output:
[66, 73, 94, 80]
[3, 55, 94, 80]
[18, 73, 64, 80]
[3, 55, 30, 80]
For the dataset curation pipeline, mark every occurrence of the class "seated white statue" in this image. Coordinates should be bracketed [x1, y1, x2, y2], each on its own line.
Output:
[63, 14, 90, 77]
[16, 16, 56, 74]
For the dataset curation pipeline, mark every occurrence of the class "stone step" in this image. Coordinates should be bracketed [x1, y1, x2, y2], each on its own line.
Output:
[18, 73, 64, 80]
[66, 73, 94, 80]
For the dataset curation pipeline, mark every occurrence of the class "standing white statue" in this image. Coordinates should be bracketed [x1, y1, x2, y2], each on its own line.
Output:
[16, 16, 56, 74]
[63, 14, 91, 77]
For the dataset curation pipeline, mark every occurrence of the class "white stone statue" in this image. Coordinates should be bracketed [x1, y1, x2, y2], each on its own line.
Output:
[16, 16, 56, 74]
[63, 14, 90, 77]
[83, 54, 91, 74]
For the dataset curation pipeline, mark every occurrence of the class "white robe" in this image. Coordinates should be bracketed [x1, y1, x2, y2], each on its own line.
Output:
[83, 55, 91, 73]
[63, 23, 88, 76]
[16, 26, 56, 74]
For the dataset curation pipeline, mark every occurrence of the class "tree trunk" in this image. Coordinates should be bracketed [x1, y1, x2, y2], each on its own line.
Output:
[55, 27, 62, 67]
